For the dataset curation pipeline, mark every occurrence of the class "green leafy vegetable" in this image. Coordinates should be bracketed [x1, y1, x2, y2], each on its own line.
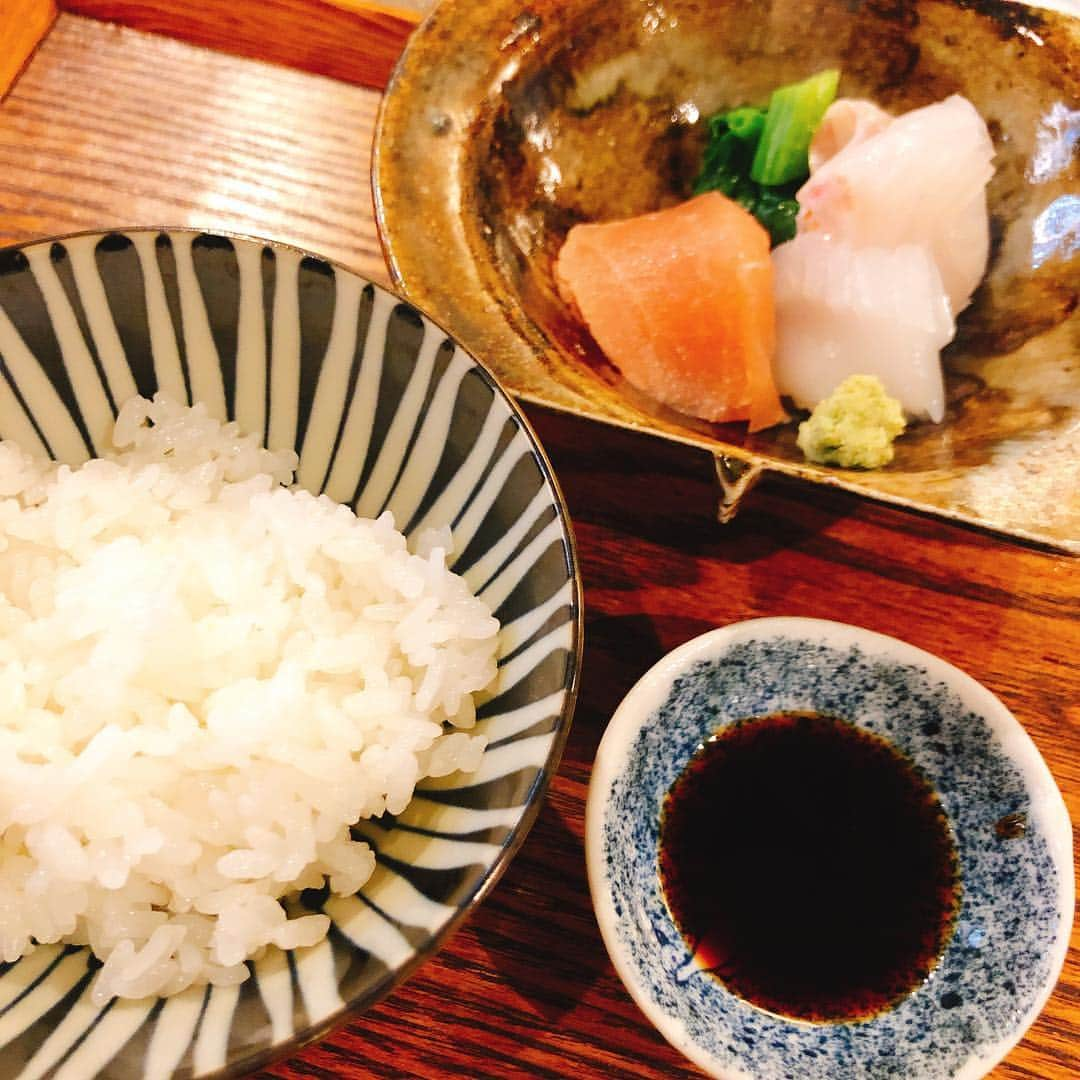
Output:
[751, 68, 841, 186]
[693, 114, 757, 200]
[692, 69, 840, 246]
[725, 107, 766, 143]
[753, 189, 801, 245]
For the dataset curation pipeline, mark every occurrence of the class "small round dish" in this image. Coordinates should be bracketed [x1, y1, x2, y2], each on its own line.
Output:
[585, 617, 1072, 1080]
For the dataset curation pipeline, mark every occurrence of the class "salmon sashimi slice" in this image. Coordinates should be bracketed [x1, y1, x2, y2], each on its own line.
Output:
[555, 192, 787, 431]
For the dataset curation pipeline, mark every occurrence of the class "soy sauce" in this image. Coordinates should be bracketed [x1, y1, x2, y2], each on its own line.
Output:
[658, 712, 959, 1022]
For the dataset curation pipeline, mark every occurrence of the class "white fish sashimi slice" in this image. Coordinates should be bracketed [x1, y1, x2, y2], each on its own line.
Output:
[799, 95, 993, 236]
[772, 234, 954, 422]
[773, 235, 954, 340]
[808, 99, 893, 173]
[797, 94, 994, 314]
[934, 188, 990, 317]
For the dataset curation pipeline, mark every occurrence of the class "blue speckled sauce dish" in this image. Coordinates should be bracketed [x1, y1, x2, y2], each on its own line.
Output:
[585, 618, 1073, 1080]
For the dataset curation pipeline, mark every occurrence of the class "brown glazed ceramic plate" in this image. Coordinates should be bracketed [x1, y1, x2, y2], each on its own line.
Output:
[373, 0, 1080, 552]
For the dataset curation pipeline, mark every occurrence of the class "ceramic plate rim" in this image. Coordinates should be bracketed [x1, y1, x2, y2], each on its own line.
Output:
[585, 616, 1074, 1080]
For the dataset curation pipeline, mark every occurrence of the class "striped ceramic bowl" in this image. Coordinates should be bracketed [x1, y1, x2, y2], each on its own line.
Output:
[0, 229, 581, 1079]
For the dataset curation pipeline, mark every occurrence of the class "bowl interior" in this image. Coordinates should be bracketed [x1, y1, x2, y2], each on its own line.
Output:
[375, 0, 1080, 550]
[586, 618, 1073, 1080]
[0, 229, 580, 1079]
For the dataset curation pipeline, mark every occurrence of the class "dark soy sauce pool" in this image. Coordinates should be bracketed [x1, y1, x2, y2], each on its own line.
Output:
[658, 711, 959, 1022]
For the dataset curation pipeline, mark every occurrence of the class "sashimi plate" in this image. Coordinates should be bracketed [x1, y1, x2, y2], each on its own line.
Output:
[374, 0, 1080, 552]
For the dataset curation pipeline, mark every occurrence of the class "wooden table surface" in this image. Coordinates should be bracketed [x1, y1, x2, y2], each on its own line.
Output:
[0, 13, 1076, 1080]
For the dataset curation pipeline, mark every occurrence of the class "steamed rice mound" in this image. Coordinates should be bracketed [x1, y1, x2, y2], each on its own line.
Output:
[0, 395, 498, 1004]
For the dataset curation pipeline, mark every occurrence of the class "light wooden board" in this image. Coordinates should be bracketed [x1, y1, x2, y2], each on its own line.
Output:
[0, 0, 57, 99]
[0, 14, 388, 282]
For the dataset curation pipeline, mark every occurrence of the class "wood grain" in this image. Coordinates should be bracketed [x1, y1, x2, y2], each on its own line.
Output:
[58, 0, 420, 90]
[0, 0, 57, 100]
[262, 411, 1080, 1080]
[0, 15, 388, 282]
[0, 16, 1077, 1080]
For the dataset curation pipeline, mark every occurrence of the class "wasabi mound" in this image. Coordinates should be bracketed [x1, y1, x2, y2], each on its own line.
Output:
[797, 374, 906, 469]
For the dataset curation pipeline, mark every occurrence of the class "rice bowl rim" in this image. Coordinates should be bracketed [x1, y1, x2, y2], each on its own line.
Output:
[0, 225, 585, 1077]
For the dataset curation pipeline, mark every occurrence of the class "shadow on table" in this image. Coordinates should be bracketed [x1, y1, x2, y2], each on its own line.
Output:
[527, 404, 856, 568]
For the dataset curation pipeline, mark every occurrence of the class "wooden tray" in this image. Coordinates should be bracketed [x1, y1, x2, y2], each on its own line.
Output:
[0, 0, 426, 285]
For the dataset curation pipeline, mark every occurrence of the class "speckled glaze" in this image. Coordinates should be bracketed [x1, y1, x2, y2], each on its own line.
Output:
[375, 0, 1080, 552]
[0, 229, 582, 1079]
[585, 618, 1073, 1080]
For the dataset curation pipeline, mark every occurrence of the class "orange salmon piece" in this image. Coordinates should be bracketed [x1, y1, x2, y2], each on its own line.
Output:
[555, 191, 786, 431]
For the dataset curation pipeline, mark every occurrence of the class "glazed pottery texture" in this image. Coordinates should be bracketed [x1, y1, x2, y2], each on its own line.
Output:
[586, 618, 1073, 1080]
[375, 0, 1080, 552]
[0, 229, 581, 1078]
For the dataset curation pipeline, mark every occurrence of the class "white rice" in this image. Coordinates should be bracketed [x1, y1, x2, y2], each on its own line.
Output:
[0, 395, 498, 1004]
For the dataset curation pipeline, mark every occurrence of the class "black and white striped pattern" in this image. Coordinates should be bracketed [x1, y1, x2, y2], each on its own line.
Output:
[0, 230, 581, 1079]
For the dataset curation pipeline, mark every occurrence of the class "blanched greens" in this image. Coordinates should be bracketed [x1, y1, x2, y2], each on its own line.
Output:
[693, 69, 840, 246]
[752, 69, 841, 186]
